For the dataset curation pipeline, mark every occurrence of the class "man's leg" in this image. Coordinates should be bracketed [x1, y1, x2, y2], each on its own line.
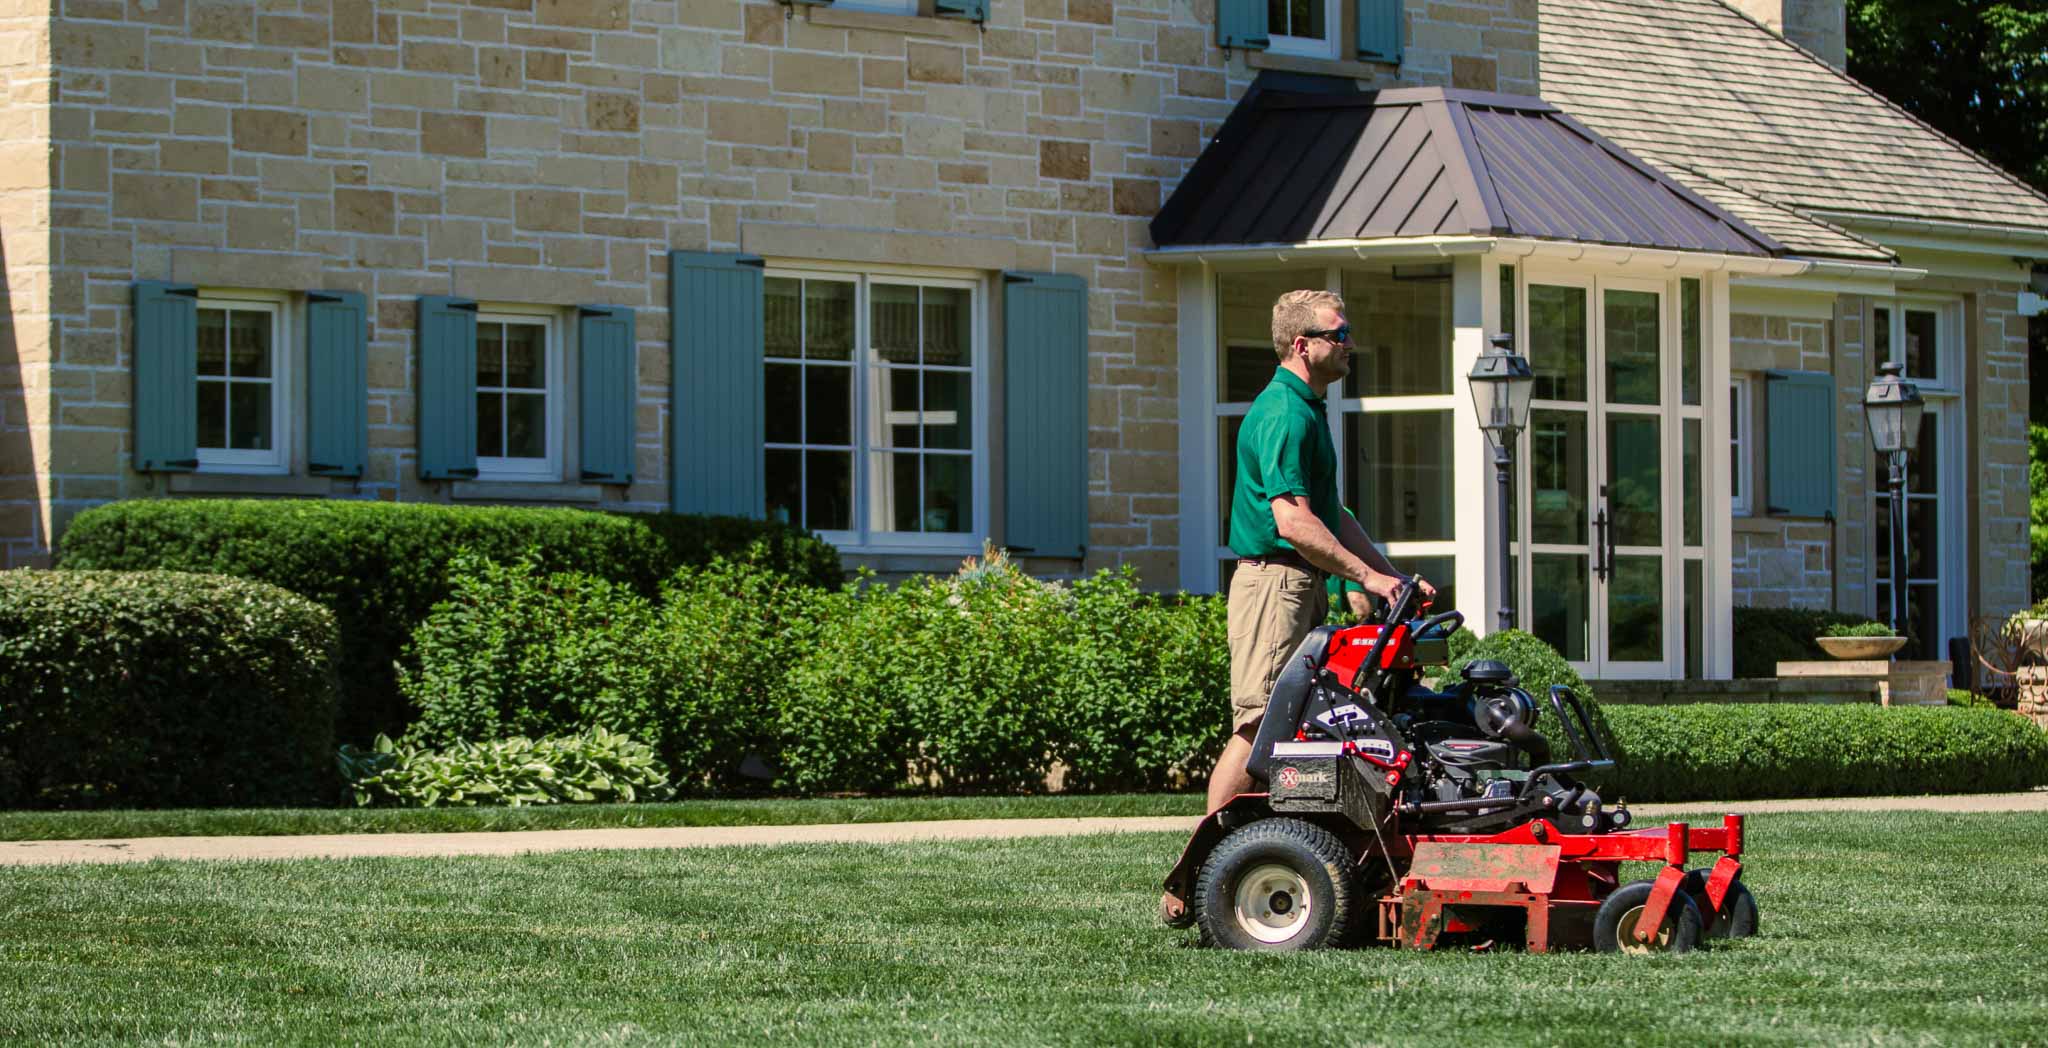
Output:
[1204, 724, 1259, 814]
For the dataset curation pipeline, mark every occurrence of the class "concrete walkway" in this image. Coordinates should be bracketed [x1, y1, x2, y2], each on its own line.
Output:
[2, 791, 2042, 867]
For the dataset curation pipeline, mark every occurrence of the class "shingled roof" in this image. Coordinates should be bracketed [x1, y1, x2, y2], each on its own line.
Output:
[1150, 85, 1784, 257]
[1541, 0, 2048, 253]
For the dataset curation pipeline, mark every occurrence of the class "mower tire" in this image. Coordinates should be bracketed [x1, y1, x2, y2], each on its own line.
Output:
[1679, 869, 1758, 940]
[1195, 817, 1358, 951]
[1593, 880, 1704, 955]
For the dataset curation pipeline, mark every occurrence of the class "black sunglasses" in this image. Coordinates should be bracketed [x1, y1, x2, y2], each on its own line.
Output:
[1301, 325, 1352, 345]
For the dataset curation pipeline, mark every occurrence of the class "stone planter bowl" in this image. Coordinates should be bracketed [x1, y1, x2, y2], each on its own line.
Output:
[1816, 636, 1907, 659]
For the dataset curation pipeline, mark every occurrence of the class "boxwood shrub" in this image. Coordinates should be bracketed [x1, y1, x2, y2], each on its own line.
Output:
[0, 569, 340, 808]
[57, 499, 840, 742]
[1601, 703, 2048, 802]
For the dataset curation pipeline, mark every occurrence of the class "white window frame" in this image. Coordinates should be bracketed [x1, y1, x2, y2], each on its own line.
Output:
[763, 263, 989, 556]
[195, 292, 290, 475]
[1869, 295, 1966, 654]
[1729, 375, 1752, 516]
[1267, 0, 1342, 58]
[473, 306, 564, 483]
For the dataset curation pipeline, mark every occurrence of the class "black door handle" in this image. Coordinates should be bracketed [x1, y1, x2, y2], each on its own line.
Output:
[1592, 485, 1612, 583]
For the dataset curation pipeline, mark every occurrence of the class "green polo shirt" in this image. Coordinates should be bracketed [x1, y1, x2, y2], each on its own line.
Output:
[1228, 368, 1342, 558]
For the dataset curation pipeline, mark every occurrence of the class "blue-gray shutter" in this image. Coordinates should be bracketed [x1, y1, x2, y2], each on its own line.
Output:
[1002, 271, 1088, 559]
[132, 281, 199, 473]
[306, 290, 368, 477]
[416, 295, 478, 481]
[933, 0, 987, 20]
[1356, 0, 1402, 62]
[578, 305, 637, 485]
[670, 251, 765, 517]
[1765, 369, 1836, 519]
[1217, 0, 1270, 50]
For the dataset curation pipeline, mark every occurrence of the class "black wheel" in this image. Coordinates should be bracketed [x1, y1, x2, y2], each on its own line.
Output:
[1593, 880, 1704, 955]
[1195, 818, 1358, 951]
[1679, 869, 1758, 939]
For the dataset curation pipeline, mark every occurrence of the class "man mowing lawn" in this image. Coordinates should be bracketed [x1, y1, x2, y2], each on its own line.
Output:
[1162, 288, 1433, 926]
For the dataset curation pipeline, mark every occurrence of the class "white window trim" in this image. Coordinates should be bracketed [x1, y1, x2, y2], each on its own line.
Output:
[195, 292, 290, 476]
[764, 263, 989, 557]
[1729, 375, 1752, 516]
[834, 0, 918, 12]
[1868, 295, 1966, 652]
[1267, 0, 1342, 58]
[473, 306, 564, 483]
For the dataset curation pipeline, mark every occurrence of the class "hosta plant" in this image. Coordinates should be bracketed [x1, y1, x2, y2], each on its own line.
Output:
[338, 727, 672, 808]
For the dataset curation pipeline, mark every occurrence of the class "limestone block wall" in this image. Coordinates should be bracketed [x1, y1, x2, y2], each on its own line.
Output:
[0, 1, 52, 568]
[3, 0, 1537, 584]
[1729, 308, 1840, 610]
[1729, 287, 2032, 638]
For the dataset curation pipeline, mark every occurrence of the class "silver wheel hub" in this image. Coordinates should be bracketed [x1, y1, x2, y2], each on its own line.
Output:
[1234, 863, 1313, 944]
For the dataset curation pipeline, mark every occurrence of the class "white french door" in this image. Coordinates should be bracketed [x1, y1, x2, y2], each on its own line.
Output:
[1517, 276, 1682, 679]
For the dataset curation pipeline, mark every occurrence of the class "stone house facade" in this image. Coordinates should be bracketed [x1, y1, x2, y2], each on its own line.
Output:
[2, 0, 2042, 681]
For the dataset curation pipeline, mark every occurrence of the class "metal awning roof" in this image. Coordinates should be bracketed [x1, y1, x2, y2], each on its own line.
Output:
[1151, 85, 1787, 258]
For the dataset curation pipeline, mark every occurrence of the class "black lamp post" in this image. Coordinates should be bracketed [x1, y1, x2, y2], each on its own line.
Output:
[1470, 332, 1536, 633]
[1863, 361, 1925, 636]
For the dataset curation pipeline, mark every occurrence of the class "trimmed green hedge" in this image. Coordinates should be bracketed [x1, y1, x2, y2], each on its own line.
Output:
[57, 499, 840, 742]
[1732, 606, 1887, 678]
[1602, 703, 2048, 802]
[0, 569, 339, 808]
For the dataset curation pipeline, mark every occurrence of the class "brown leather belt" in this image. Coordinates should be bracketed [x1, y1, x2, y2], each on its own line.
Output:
[1236, 549, 1317, 573]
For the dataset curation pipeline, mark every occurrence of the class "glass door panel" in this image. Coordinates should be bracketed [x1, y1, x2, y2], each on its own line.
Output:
[1530, 409, 1589, 545]
[1532, 553, 1590, 662]
[1607, 416, 1662, 547]
[1604, 289, 1661, 405]
[1608, 555, 1664, 662]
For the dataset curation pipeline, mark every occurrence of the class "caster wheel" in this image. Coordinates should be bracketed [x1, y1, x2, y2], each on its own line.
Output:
[1593, 880, 1704, 955]
[1679, 869, 1758, 939]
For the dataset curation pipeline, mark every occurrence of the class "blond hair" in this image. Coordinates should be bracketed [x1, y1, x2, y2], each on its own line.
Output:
[1271, 289, 1344, 361]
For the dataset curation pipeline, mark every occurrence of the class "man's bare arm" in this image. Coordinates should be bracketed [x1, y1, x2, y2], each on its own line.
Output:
[1337, 507, 1439, 600]
[1270, 495, 1401, 601]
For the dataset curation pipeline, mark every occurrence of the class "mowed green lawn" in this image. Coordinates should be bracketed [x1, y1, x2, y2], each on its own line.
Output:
[2, 810, 2043, 1046]
[0, 794, 1205, 842]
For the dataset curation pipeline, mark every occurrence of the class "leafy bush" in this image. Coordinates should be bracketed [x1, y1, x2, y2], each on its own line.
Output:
[783, 550, 1074, 794]
[1947, 689, 2000, 709]
[2031, 423, 2048, 600]
[57, 499, 840, 742]
[1054, 574, 1229, 793]
[1602, 704, 2048, 802]
[0, 569, 339, 808]
[338, 727, 671, 808]
[1821, 621, 1897, 638]
[1732, 606, 1888, 678]
[400, 555, 811, 793]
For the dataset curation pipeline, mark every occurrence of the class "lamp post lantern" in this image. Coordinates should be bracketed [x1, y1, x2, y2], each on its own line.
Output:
[1470, 332, 1536, 633]
[1863, 361, 1925, 637]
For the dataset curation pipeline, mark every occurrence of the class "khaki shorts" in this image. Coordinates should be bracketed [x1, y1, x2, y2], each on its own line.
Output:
[1227, 559, 1329, 732]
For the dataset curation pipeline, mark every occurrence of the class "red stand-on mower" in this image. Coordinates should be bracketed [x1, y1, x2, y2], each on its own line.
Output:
[1163, 584, 1758, 954]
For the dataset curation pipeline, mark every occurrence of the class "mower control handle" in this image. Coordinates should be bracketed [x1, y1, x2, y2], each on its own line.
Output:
[1414, 609, 1464, 638]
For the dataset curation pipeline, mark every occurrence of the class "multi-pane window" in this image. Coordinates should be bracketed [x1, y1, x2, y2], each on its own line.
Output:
[1871, 298, 1961, 659]
[1212, 265, 1457, 611]
[196, 298, 286, 473]
[475, 313, 559, 481]
[1267, 0, 1338, 57]
[764, 271, 981, 547]
[1729, 378, 1751, 516]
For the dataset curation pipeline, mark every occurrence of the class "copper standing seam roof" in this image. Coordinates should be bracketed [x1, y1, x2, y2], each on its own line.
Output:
[1150, 85, 1786, 258]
